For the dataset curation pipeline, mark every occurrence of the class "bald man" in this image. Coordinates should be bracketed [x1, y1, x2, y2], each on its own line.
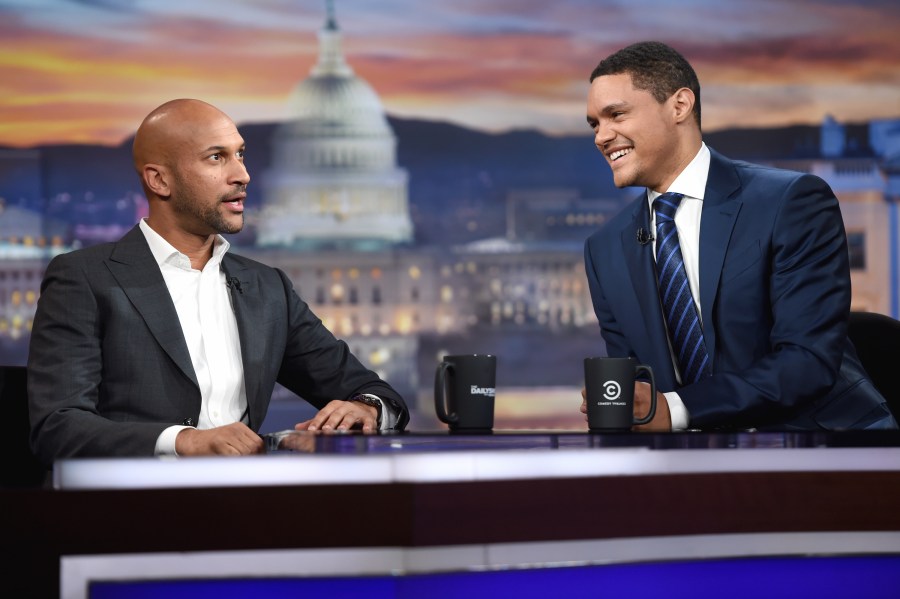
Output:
[28, 99, 408, 465]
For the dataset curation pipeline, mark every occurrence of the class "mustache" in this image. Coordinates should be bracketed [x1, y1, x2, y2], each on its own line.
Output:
[220, 185, 248, 201]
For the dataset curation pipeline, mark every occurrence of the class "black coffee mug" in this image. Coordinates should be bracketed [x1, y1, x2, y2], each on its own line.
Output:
[584, 357, 656, 431]
[434, 354, 496, 432]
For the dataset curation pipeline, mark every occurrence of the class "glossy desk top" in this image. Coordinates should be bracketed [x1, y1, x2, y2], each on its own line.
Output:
[53, 429, 900, 490]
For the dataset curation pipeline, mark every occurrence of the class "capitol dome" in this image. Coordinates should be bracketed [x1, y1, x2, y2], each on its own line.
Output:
[280, 75, 393, 140]
[260, 5, 412, 248]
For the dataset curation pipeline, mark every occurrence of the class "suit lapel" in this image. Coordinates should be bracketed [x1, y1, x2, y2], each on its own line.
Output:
[221, 255, 265, 428]
[620, 196, 679, 388]
[106, 225, 199, 389]
[699, 149, 743, 366]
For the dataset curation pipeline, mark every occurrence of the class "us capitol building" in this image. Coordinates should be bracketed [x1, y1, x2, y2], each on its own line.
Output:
[244, 5, 598, 406]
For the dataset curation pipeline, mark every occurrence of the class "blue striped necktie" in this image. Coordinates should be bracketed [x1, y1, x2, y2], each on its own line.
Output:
[653, 192, 710, 384]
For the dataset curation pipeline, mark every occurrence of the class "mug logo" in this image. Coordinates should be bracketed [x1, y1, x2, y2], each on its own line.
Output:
[602, 381, 621, 401]
[471, 385, 496, 398]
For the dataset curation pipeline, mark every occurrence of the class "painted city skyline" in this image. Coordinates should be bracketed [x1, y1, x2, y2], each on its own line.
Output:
[1, 0, 899, 148]
[1, 0, 899, 429]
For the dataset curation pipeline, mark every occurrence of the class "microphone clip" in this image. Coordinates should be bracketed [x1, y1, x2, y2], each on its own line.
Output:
[226, 276, 244, 294]
[636, 227, 654, 246]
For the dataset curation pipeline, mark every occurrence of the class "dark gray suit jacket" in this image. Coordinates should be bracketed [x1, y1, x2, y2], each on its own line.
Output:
[28, 225, 408, 465]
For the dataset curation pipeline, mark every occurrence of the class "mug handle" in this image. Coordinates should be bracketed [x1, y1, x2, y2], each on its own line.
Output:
[434, 361, 458, 425]
[632, 364, 656, 426]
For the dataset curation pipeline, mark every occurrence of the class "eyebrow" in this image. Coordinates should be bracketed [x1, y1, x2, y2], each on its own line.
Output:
[200, 144, 245, 154]
[586, 101, 630, 127]
[598, 101, 629, 116]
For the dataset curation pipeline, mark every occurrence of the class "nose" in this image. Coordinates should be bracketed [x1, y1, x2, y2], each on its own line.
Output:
[594, 121, 614, 151]
[231, 158, 250, 186]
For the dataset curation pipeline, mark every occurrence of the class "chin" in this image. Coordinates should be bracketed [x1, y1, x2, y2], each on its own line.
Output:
[612, 173, 634, 189]
[215, 219, 244, 235]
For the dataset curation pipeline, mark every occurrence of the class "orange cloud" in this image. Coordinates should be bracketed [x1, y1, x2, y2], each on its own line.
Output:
[1, 2, 898, 147]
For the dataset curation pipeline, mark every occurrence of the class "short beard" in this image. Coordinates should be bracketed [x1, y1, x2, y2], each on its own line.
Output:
[170, 182, 245, 235]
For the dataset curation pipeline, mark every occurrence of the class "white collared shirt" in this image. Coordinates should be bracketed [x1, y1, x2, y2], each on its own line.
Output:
[646, 142, 711, 430]
[139, 219, 248, 455]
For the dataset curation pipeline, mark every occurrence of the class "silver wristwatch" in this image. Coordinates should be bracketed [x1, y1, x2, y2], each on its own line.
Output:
[350, 393, 383, 428]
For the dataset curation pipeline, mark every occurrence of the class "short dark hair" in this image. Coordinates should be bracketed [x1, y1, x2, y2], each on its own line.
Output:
[590, 41, 701, 129]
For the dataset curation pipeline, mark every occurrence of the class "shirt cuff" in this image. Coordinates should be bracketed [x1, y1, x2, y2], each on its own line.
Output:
[155, 425, 192, 456]
[664, 391, 690, 431]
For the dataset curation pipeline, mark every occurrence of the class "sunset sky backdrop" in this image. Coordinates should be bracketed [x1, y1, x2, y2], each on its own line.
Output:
[1, 0, 898, 147]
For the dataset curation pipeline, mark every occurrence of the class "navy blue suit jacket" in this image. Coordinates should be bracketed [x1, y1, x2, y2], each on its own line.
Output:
[584, 148, 894, 430]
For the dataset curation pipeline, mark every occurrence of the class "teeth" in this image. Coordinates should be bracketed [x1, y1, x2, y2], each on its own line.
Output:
[609, 148, 632, 161]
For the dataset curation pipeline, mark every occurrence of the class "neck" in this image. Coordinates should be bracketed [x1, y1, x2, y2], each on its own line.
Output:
[651, 137, 702, 194]
[144, 216, 216, 270]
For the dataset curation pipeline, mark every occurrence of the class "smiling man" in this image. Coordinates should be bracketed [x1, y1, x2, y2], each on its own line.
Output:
[28, 99, 408, 465]
[581, 42, 896, 432]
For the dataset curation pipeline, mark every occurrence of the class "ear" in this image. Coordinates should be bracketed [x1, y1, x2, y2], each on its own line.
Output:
[670, 87, 695, 125]
[142, 164, 171, 199]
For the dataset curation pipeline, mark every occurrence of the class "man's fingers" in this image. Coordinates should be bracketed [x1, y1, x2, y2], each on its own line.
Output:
[177, 423, 263, 455]
[307, 400, 377, 433]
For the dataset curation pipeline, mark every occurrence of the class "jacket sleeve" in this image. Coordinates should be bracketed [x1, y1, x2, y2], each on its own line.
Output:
[680, 174, 852, 428]
[585, 234, 635, 359]
[28, 254, 168, 465]
[272, 268, 409, 430]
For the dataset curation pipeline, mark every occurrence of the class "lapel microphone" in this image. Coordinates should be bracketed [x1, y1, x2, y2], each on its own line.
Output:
[226, 276, 244, 294]
[221, 263, 244, 294]
[636, 227, 654, 246]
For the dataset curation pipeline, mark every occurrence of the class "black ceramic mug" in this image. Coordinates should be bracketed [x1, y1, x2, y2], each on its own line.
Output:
[584, 357, 656, 431]
[434, 354, 496, 432]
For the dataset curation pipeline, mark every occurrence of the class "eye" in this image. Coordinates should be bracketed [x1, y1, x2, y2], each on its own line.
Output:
[237, 149, 245, 159]
[209, 153, 221, 161]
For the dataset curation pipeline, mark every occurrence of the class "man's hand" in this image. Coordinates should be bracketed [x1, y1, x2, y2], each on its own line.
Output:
[295, 399, 378, 433]
[633, 381, 671, 431]
[175, 422, 264, 456]
[580, 387, 589, 422]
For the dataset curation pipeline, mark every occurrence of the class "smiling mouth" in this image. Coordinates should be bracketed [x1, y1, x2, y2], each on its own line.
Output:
[608, 147, 633, 162]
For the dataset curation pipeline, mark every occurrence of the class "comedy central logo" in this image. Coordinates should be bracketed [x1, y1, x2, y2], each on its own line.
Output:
[602, 380, 621, 401]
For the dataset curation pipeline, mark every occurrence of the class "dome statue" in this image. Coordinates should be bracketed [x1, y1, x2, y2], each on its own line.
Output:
[259, 1, 413, 249]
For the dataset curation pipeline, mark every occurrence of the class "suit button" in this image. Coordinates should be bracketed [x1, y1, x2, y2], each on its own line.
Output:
[182, 417, 196, 427]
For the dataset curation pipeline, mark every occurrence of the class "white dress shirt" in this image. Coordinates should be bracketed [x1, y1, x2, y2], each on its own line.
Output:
[646, 142, 711, 430]
[139, 220, 248, 455]
[140, 220, 396, 454]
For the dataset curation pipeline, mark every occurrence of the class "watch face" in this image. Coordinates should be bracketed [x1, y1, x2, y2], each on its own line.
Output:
[350, 394, 384, 429]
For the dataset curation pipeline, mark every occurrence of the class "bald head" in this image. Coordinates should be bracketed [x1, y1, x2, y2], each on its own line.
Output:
[131, 99, 249, 253]
[133, 99, 232, 176]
